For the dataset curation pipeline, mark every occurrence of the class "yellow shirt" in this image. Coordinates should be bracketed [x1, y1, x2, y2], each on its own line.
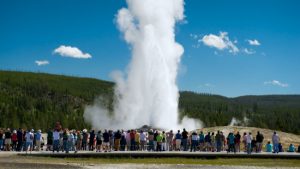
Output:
[135, 133, 140, 143]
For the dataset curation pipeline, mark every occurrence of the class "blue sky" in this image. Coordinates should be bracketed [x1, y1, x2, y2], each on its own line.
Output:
[0, 0, 299, 97]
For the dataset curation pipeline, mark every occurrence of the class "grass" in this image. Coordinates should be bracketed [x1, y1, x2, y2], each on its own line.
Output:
[17, 156, 300, 167]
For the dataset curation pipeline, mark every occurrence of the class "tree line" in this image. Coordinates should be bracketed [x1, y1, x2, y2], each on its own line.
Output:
[0, 71, 299, 134]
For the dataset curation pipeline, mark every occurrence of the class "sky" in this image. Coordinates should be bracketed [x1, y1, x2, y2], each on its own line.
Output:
[0, 0, 299, 97]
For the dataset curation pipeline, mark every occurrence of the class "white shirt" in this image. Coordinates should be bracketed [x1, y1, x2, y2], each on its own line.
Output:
[246, 134, 252, 144]
[53, 131, 60, 140]
[192, 134, 199, 141]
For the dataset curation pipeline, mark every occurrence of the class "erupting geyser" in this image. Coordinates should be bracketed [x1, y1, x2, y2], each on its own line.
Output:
[84, 0, 202, 130]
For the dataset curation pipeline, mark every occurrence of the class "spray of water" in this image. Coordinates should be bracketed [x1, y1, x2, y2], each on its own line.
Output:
[84, 0, 202, 130]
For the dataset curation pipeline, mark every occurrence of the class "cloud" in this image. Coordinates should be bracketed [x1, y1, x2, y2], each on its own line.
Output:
[248, 39, 260, 46]
[35, 60, 49, 66]
[53, 45, 92, 59]
[201, 32, 239, 54]
[244, 48, 256, 55]
[264, 80, 288, 87]
[200, 83, 215, 88]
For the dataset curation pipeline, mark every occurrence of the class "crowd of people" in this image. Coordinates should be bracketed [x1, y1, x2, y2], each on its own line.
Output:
[1, 127, 300, 154]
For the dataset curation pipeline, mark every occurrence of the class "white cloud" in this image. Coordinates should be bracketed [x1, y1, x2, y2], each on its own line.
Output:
[244, 48, 256, 55]
[202, 32, 239, 54]
[264, 80, 288, 87]
[200, 83, 215, 88]
[35, 60, 49, 66]
[248, 39, 260, 46]
[53, 45, 92, 59]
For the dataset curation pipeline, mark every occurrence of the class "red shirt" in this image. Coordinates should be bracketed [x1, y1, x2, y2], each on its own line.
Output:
[130, 132, 135, 140]
[12, 133, 17, 141]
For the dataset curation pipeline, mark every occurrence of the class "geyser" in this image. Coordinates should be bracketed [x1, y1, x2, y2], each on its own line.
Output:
[84, 0, 202, 130]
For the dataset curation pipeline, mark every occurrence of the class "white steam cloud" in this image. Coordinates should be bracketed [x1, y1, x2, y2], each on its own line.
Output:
[84, 0, 202, 130]
[229, 117, 249, 126]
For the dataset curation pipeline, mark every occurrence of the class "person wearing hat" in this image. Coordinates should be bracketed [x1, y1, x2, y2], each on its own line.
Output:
[35, 129, 42, 151]
[25, 129, 34, 154]
[11, 130, 17, 151]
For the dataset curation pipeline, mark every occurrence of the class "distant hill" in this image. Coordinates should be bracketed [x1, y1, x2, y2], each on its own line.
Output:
[179, 91, 300, 134]
[199, 126, 300, 149]
[0, 70, 300, 134]
[0, 70, 114, 130]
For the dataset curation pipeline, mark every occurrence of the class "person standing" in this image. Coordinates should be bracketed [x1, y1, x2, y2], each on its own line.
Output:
[126, 130, 131, 151]
[67, 130, 75, 153]
[204, 132, 211, 152]
[35, 129, 42, 151]
[161, 131, 167, 151]
[211, 132, 216, 152]
[227, 132, 235, 153]
[120, 130, 127, 151]
[242, 132, 247, 152]
[256, 131, 264, 153]
[234, 131, 241, 152]
[25, 129, 34, 154]
[76, 130, 82, 151]
[272, 132, 280, 153]
[156, 131, 163, 151]
[175, 130, 182, 151]
[199, 131, 205, 151]
[11, 130, 17, 151]
[0, 129, 3, 151]
[215, 131, 221, 152]
[96, 130, 102, 152]
[17, 128, 23, 151]
[153, 130, 158, 151]
[129, 130, 136, 151]
[148, 129, 154, 151]
[246, 132, 252, 154]
[62, 129, 69, 153]
[4, 128, 11, 151]
[166, 130, 174, 151]
[53, 129, 60, 153]
[109, 130, 114, 151]
[139, 130, 146, 151]
[72, 130, 78, 153]
[89, 130, 95, 151]
[114, 130, 121, 151]
[46, 128, 53, 151]
[82, 129, 88, 151]
[182, 128, 188, 151]
[190, 131, 198, 152]
[103, 129, 110, 152]
[221, 132, 226, 151]
[135, 130, 140, 151]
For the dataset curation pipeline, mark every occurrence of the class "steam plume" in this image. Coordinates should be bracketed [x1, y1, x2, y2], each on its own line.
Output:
[84, 0, 202, 130]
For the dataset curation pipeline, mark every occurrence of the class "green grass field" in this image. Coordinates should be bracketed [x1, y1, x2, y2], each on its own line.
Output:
[20, 157, 300, 167]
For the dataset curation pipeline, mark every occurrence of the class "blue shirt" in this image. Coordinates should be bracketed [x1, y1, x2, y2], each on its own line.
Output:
[36, 132, 42, 141]
[228, 134, 235, 144]
[175, 133, 181, 139]
[266, 143, 273, 152]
